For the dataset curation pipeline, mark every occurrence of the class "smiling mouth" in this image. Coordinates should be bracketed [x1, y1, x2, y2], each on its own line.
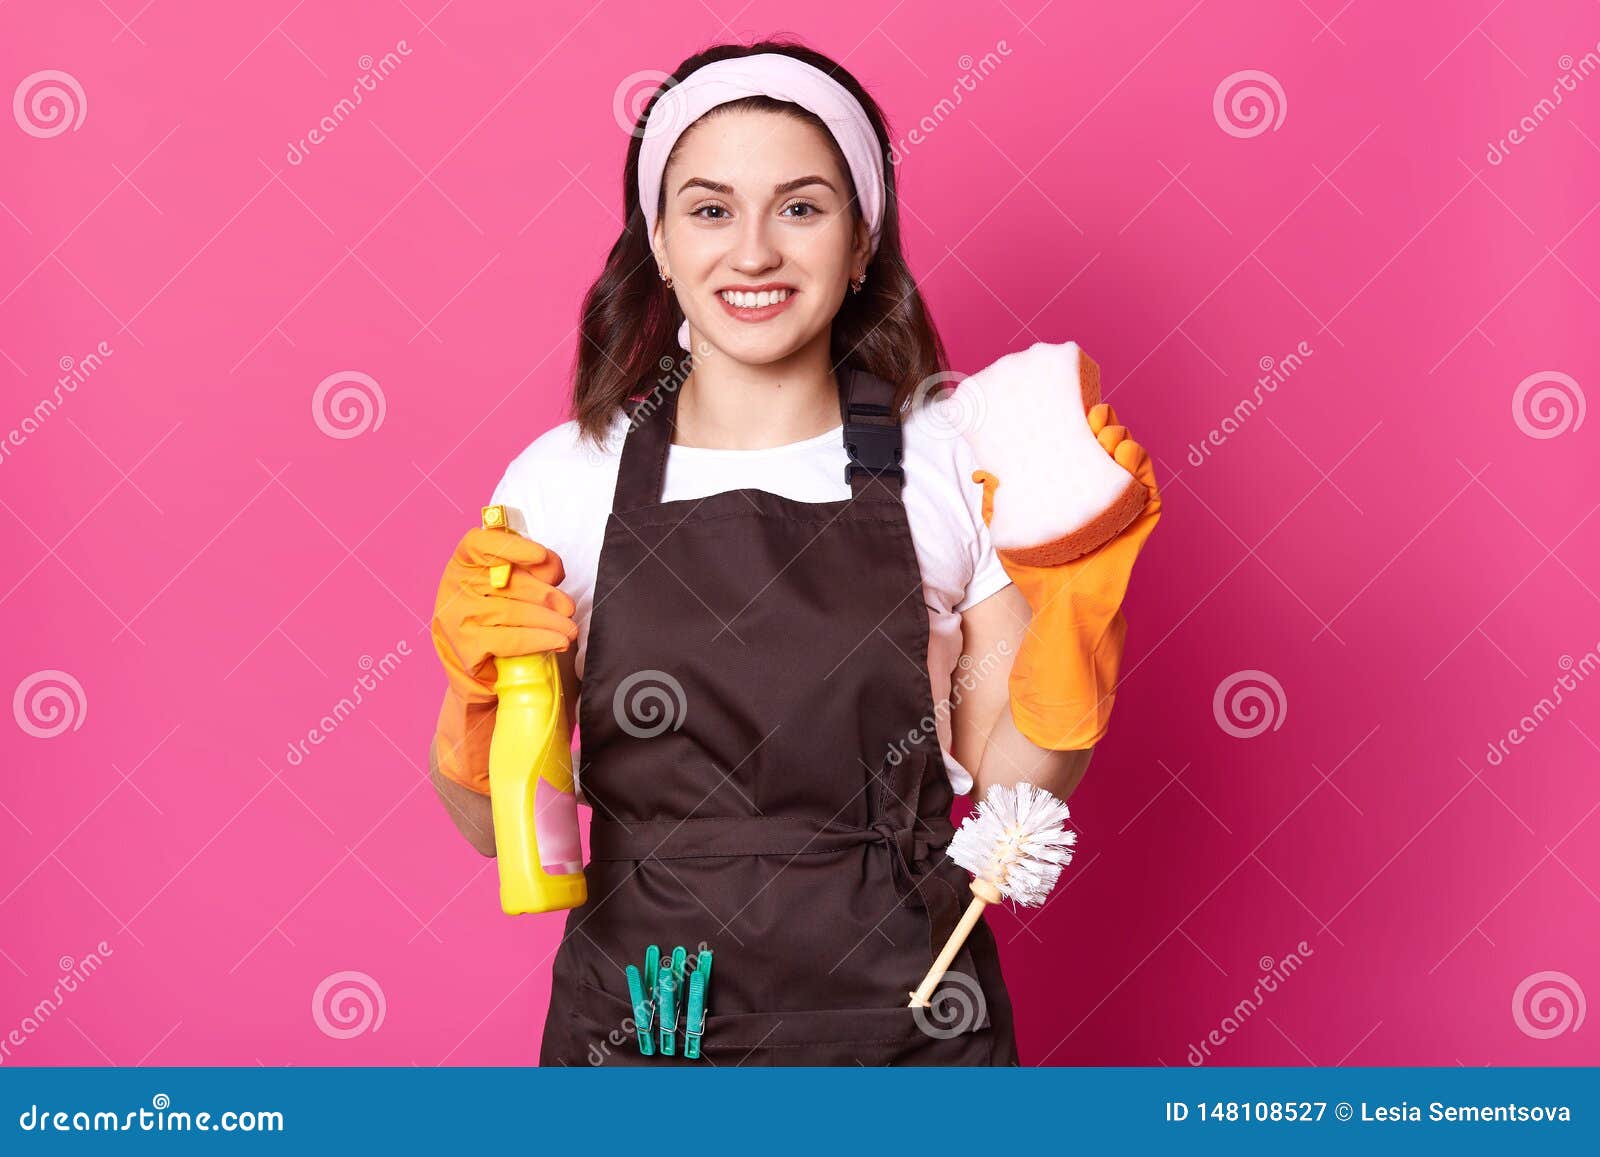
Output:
[716, 287, 797, 322]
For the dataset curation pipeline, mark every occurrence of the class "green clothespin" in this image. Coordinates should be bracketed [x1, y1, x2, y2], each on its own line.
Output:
[656, 964, 677, 1056]
[670, 945, 687, 999]
[658, 945, 688, 1055]
[684, 965, 708, 1058]
[685, 949, 711, 1059]
[644, 944, 660, 1003]
[625, 965, 655, 1056]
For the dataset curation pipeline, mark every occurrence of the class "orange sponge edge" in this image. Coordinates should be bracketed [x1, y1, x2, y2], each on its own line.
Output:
[997, 472, 1148, 568]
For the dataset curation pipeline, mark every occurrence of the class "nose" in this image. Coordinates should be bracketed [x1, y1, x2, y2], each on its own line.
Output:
[728, 210, 781, 276]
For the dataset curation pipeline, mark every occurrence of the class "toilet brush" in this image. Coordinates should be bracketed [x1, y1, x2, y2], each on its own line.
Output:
[908, 781, 1077, 1007]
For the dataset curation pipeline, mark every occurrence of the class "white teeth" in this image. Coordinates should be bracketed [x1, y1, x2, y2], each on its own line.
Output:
[720, 289, 789, 308]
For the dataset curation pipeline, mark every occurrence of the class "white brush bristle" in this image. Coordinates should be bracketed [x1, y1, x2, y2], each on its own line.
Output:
[948, 781, 1077, 906]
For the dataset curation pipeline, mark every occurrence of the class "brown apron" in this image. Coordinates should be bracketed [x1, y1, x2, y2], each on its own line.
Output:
[538, 364, 1019, 1066]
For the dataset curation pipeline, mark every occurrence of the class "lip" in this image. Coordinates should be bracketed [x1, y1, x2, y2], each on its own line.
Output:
[715, 285, 798, 324]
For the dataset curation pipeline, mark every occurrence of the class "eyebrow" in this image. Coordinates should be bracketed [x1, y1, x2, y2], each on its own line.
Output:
[676, 175, 838, 197]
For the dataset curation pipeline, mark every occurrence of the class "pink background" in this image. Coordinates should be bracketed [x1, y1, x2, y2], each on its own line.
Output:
[3, 0, 1597, 1066]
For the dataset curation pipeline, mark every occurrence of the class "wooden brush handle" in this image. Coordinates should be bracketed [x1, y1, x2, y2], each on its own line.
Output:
[907, 878, 1002, 1007]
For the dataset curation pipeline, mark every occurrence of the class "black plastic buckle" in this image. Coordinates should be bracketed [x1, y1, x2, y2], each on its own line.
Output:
[843, 419, 904, 485]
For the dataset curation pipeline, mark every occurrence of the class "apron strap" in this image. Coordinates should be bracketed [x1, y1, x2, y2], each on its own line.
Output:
[841, 366, 906, 499]
[611, 386, 678, 514]
[609, 365, 908, 513]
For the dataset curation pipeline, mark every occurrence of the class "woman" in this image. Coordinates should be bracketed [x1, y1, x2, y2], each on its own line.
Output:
[427, 39, 1159, 1065]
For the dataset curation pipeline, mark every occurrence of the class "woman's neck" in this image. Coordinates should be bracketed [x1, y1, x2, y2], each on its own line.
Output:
[673, 336, 842, 450]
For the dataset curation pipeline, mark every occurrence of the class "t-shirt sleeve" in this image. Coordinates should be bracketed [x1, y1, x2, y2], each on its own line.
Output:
[488, 445, 551, 549]
[951, 430, 1012, 614]
[485, 434, 587, 804]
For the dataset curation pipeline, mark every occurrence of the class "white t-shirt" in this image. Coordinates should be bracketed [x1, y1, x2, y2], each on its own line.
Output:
[488, 401, 1013, 795]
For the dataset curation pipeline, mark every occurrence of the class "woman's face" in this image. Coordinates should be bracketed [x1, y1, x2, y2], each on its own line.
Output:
[652, 108, 870, 366]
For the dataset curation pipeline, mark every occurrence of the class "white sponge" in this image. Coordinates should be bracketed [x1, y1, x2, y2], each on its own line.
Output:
[954, 341, 1148, 565]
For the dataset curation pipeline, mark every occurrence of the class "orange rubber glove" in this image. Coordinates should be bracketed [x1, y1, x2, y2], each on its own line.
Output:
[972, 404, 1162, 750]
[431, 526, 579, 794]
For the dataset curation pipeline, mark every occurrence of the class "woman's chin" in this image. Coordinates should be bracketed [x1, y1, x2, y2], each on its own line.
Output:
[689, 319, 822, 366]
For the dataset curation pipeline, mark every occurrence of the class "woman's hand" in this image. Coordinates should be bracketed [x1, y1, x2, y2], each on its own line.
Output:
[1080, 401, 1162, 569]
[974, 402, 1162, 581]
[970, 403, 1162, 751]
[430, 526, 580, 705]
[430, 526, 579, 800]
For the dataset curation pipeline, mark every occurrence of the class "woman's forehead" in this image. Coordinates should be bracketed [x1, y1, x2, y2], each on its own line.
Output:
[666, 109, 847, 192]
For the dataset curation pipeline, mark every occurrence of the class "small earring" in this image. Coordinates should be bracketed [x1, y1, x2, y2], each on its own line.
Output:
[850, 273, 866, 294]
[659, 269, 673, 289]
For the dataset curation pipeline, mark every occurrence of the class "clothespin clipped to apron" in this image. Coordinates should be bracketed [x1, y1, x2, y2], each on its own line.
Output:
[625, 945, 711, 1059]
[684, 950, 712, 1059]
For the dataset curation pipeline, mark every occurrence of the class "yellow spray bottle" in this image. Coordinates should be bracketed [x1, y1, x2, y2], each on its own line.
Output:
[480, 504, 587, 914]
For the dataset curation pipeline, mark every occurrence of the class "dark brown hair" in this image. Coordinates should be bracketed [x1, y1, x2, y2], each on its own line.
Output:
[568, 37, 947, 446]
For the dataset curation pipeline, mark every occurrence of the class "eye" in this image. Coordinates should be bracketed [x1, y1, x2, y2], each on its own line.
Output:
[691, 204, 730, 219]
[782, 201, 822, 218]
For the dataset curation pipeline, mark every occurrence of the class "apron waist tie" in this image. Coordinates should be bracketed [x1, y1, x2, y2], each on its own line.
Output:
[588, 815, 966, 966]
